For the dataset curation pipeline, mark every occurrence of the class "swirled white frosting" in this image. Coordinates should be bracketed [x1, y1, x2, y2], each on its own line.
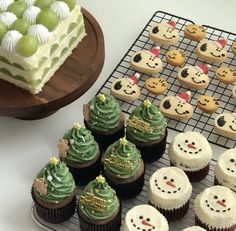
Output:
[28, 24, 50, 44]
[50, 1, 70, 21]
[1, 30, 23, 52]
[0, 0, 14, 11]
[23, 6, 41, 25]
[0, 12, 17, 28]
[21, 0, 35, 7]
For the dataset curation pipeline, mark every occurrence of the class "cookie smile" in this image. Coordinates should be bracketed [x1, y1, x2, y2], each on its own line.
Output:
[174, 108, 187, 115]
[167, 55, 176, 59]
[146, 63, 156, 68]
[186, 29, 196, 34]
[198, 101, 207, 106]
[124, 89, 135, 95]
[191, 77, 202, 84]
[163, 34, 175, 39]
[205, 200, 231, 213]
[217, 73, 226, 77]
[210, 52, 222, 58]
[147, 84, 156, 89]
[177, 144, 201, 154]
[229, 125, 236, 131]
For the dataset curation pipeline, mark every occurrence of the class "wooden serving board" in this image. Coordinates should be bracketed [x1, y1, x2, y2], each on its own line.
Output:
[0, 8, 105, 120]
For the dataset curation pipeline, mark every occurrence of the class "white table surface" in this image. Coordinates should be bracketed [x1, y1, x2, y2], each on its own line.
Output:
[0, 0, 235, 230]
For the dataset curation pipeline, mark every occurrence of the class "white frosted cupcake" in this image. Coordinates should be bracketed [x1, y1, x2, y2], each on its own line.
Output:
[168, 131, 212, 182]
[194, 186, 236, 231]
[215, 149, 236, 192]
[183, 226, 206, 231]
[122, 204, 169, 231]
[148, 166, 192, 222]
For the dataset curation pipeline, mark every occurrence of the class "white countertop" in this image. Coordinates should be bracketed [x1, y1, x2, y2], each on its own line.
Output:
[0, 0, 235, 230]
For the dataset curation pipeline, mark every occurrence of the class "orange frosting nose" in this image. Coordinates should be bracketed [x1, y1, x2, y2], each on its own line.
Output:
[166, 180, 176, 188]
[217, 200, 226, 207]
[142, 220, 153, 227]
[187, 143, 196, 149]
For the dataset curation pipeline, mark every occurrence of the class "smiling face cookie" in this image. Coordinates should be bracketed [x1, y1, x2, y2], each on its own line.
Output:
[145, 77, 167, 95]
[194, 186, 236, 229]
[197, 95, 219, 114]
[166, 49, 186, 67]
[215, 67, 236, 84]
[215, 149, 236, 192]
[159, 91, 193, 121]
[196, 38, 228, 63]
[214, 112, 236, 139]
[130, 47, 163, 74]
[123, 205, 169, 231]
[184, 24, 206, 41]
[178, 64, 210, 89]
[149, 21, 179, 45]
[231, 41, 236, 55]
[110, 73, 141, 101]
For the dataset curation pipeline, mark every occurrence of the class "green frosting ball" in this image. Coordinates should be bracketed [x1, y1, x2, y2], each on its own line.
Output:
[16, 35, 39, 57]
[102, 138, 141, 179]
[86, 93, 122, 132]
[35, 0, 53, 9]
[126, 100, 167, 142]
[63, 125, 99, 163]
[79, 176, 119, 220]
[34, 160, 75, 203]
[11, 19, 30, 35]
[8, 1, 27, 18]
[59, 0, 76, 11]
[36, 9, 59, 32]
[0, 22, 7, 42]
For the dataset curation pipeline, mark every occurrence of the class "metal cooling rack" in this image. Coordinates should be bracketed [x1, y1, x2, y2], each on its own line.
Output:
[98, 11, 236, 149]
[32, 141, 218, 231]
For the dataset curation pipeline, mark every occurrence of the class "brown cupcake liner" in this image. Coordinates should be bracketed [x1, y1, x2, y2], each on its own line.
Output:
[32, 190, 76, 224]
[103, 167, 145, 200]
[78, 203, 122, 231]
[195, 215, 236, 231]
[149, 200, 190, 222]
[170, 162, 210, 182]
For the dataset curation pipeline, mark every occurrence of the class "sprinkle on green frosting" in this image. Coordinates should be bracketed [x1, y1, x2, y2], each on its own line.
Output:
[86, 93, 122, 132]
[34, 157, 75, 203]
[127, 100, 167, 142]
[79, 175, 119, 220]
[102, 138, 141, 179]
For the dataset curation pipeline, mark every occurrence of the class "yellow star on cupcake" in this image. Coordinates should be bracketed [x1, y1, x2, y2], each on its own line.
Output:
[96, 175, 105, 183]
[98, 93, 106, 103]
[119, 137, 128, 145]
[50, 157, 59, 165]
[143, 99, 152, 108]
[73, 122, 81, 130]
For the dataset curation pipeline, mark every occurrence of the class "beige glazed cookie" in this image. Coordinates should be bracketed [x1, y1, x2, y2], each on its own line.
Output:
[215, 66, 236, 84]
[231, 41, 236, 55]
[166, 49, 186, 67]
[177, 64, 211, 89]
[214, 112, 236, 139]
[159, 91, 193, 121]
[149, 20, 179, 45]
[184, 24, 206, 41]
[145, 77, 167, 95]
[110, 73, 141, 101]
[196, 38, 228, 63]
[233, 84, 236, 99]
[197, 95, 219, 114]
[130, 47, 163, 74]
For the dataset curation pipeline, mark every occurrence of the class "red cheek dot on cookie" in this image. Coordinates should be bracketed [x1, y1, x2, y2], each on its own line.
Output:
[187, 143, 196, 149]
[166, 180, 176, 188]
[217, 200, 226, 207]
[142, 220, 154, 227]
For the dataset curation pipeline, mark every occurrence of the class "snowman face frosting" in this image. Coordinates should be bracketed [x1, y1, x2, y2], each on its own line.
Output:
[219, 149, 236, 175]
[124, 205, 168, 231]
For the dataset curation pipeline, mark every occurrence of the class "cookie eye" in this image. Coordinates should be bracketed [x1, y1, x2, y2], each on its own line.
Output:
[139, 216, 143, 219]
[164, 176, 168, 180]
[155, 63, 159, 66]
[114, 81, 122, 90]
[214, 195, 218, 200]
[200, 43, 207, 52]
[152, 26, 159, 34]
[221, 54, 225, 57]
[230, 159, 235, 163]
[181, 68, 189, 78]
[133, 53, 142, 63]
[163, 100, 171, 110]
[217, 116, 226, 127]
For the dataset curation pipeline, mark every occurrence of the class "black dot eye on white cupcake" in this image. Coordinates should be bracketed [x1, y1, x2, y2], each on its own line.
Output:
[177, 139, 202, 154]
[226, 158, 236, 173]
[154, 176, 181, 193]
[205, 194, 231, 212]
[130, 215, 155, 230]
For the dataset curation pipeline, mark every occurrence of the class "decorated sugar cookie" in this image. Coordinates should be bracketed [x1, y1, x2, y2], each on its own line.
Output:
[233, 84, 236, 99]
[166, 49, 186, 67]
[231, 41, 236, 55]
[194, 186, 236, 230]
[159, 91, 193, 121]
[215, 66, 236, 84]
[214, 112, 236, 139]
[110, 73, 141, 101]
[197, 95, 219, 114]
[145, 77, 167, 95]
[122, 204, 169, 231]
[178, 64, 211, 89]
[196, 38, 228, 63]
[130, 47, 163, 74]
[149, 20, 179, 45]
[215, 149, 236, 192]
[184, 24, 206, 41]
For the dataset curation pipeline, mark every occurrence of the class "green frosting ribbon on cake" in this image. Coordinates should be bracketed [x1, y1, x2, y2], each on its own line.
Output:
[102, 138, 141, 178]
[63, 122, 99, 163]
[34, 157, 75, 203]
[127, 100, 167, 142]
[79, 175, 119, 220]
[86, 93, 121, 132]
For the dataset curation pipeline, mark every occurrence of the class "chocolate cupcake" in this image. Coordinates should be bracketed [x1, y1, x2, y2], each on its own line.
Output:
[126, 99, 167, 163]
[102, 137, 145, 199]
[183, 227, 206, 231]
[83, 93, 125, 151]
[58, 122, 101, 186]
[194, 186, 236, 231]
[122, 204, 169, 231]
[32, 157, 76, 223]
[215, 149, 236, 192]
[78, 175, 122, 231]
[148, 166, 192, 222]
[168, 131, 212, 182]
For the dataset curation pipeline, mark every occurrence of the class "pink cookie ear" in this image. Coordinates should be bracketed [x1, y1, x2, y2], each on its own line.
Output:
[176, 91, 191, 103]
